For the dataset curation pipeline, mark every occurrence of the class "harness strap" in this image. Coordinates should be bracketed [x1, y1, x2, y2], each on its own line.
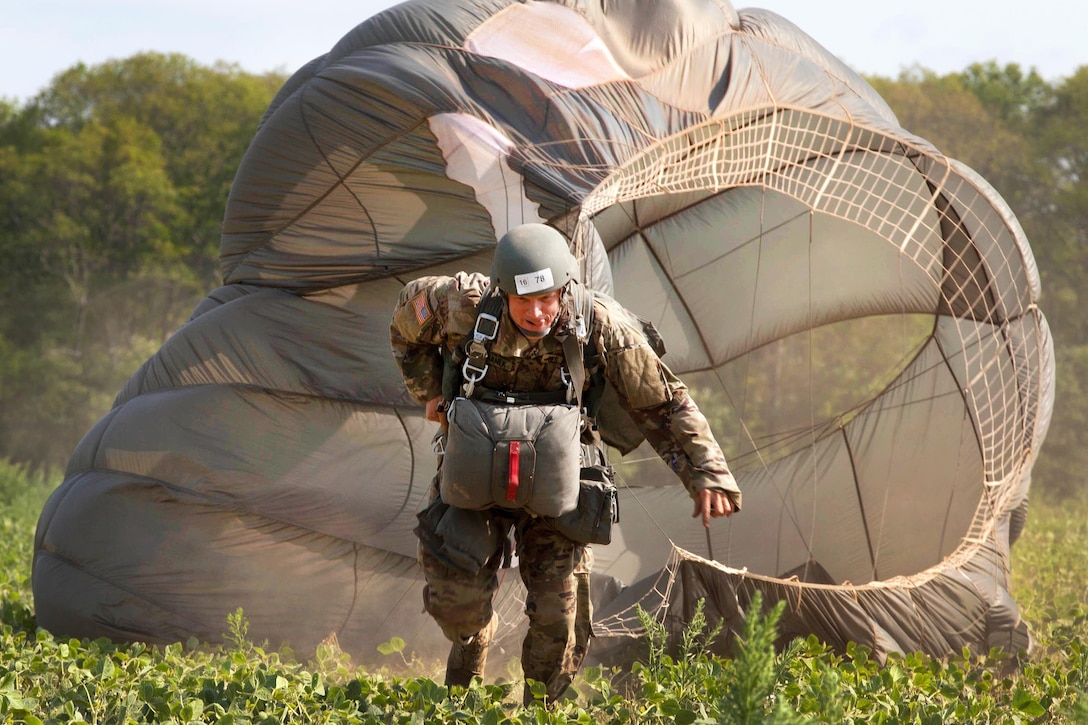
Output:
[560, 331, 586, 410]
[459, 291, 504, 398]
[474, 387, 570, 405]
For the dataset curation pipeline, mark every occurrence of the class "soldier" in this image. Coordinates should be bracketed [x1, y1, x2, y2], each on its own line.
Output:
[390, 223, 740, 705]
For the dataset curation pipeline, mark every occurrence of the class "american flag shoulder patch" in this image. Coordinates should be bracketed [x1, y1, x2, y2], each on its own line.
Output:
[411, 292, 432, 326]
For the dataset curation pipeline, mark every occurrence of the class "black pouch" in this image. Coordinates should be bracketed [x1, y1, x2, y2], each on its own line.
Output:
[415, 498, 503, 574]
[553, 462, 619, 545]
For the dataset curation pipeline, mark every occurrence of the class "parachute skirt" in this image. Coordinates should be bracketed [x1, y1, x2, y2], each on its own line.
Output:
[33, 0, 1052, 669]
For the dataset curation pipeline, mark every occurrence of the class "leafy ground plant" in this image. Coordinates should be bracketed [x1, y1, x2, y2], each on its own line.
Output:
[2, 461, 1087, 723]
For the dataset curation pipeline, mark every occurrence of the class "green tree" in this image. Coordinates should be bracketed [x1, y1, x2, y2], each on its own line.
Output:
[0, 54, 284, 468]
[1033, 68, 1088, 342]
[958, 61, 1053, 129]
[1031, 345, 1088, 499]
[1023, 68, 1088, 496]
[25, 118, 180, 348]
[37, 52, 284, 283]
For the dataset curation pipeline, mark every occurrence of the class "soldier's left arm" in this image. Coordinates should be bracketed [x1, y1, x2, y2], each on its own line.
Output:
[597, 313, 741, 515]
[629, 384, 742, 510]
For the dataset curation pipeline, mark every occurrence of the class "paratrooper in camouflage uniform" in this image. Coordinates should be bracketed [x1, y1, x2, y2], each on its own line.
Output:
[390, 224, 740, 705]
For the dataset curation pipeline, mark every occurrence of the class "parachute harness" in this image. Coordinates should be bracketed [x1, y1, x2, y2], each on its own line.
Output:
[452, 286, 590, 409]
[430, 282, 617, 551]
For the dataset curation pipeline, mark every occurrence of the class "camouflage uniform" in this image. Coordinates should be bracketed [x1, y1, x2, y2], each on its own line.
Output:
[390, 271, 740, 701]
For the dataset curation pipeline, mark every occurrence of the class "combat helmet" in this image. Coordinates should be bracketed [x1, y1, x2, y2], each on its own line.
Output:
[490, 223, 579, 296]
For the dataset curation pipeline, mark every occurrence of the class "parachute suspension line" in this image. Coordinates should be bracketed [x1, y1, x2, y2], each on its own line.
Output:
[752, 185, 787, 568]
[634, 209, 716, 370]
[735, 182, 767, 458]
[603, 204, 727, 555]
[867, 336, 951, 408]
[932, 331, 987, 488]
[802, 206, 819, 578]
[613, 452, 747, 561]
[936, 401, 973, 561]
[610, 467, 729, 564]
[872, 241, 920, 575]
[374, 567, 439, 651]
[354, 550, 417, 637]
[335, 544, 364, 637]
[587, 204, 693, 548]
[707, 183, 812, 563]
[841, 428, 878, 581]
[389, 407, 419, 525]
[612, 471, 678, 548]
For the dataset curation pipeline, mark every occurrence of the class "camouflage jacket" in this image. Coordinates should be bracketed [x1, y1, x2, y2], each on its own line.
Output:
[390, 272, 740, 506]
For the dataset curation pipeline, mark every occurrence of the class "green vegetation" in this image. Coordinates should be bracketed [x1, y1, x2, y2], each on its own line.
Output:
[3, 461, 1086, 722]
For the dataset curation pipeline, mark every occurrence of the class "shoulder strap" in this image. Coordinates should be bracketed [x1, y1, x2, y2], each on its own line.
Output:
[559, 283, 596, 412]
[576, 288, 609, 418]
[456, 290, 503, 398]
[440, 290, 502, 401]
[560, 333, 585, 409]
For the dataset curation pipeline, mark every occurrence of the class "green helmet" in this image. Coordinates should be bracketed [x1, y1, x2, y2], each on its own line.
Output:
[490, 223, 579, 296]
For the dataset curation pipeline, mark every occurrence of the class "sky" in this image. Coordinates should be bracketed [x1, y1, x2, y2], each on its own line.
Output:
[2, 0, 1084, 103]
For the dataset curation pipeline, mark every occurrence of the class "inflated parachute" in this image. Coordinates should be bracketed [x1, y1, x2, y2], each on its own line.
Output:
[33, 0, 1053, 667]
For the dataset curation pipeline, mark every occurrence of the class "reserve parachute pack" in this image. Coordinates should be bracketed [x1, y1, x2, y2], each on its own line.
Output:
[441, 396, 582, 517]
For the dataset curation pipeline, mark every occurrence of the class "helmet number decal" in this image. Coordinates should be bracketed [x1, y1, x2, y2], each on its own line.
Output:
[514, 267, 554, 295]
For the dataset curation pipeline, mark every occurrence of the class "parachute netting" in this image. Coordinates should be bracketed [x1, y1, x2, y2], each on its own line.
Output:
[573, 108, 1051, 661]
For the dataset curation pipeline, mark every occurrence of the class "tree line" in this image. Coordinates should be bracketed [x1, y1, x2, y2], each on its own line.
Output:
[0, 54, 284, 466]
[0, 53, 1083, 497]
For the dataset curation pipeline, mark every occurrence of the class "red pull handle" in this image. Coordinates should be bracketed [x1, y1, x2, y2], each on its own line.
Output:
[506, 441, 520, 501]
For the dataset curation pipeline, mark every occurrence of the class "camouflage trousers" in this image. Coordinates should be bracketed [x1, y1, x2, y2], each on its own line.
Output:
[418, 483, 593, 702]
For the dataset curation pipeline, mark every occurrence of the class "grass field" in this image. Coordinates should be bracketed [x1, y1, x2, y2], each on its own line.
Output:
[2, 459, 1085, 723]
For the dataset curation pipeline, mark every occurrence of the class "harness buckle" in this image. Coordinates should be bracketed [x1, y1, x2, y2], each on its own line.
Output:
[473, 312, 500, 342]
[461, 359, 487, 381]
[560, 367, 575, 404]
[575, 313, 588, 343]
[461, 359, 488, 398]
[462, 359, 488, 383]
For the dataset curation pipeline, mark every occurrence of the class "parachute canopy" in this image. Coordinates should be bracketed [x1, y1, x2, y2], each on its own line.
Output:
[34, 0, 1053, 666]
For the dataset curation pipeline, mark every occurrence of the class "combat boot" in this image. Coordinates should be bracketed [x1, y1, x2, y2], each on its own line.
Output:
[445, 616, 494, 688]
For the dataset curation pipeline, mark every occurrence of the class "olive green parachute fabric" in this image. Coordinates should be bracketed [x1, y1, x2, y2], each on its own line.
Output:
[34, 0, 1053, 668]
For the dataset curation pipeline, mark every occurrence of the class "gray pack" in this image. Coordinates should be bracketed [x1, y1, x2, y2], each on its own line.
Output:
[440, 397, 582, 517]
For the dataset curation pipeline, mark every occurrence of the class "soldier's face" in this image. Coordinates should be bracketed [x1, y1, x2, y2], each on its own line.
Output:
[507, 290, 562, 338]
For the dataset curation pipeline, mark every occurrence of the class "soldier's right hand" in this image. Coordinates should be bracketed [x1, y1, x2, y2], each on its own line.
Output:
[425, 395, 448, 429]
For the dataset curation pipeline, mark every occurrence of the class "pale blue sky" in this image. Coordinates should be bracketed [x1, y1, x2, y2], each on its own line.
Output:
[3, 0, 1084, 103]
